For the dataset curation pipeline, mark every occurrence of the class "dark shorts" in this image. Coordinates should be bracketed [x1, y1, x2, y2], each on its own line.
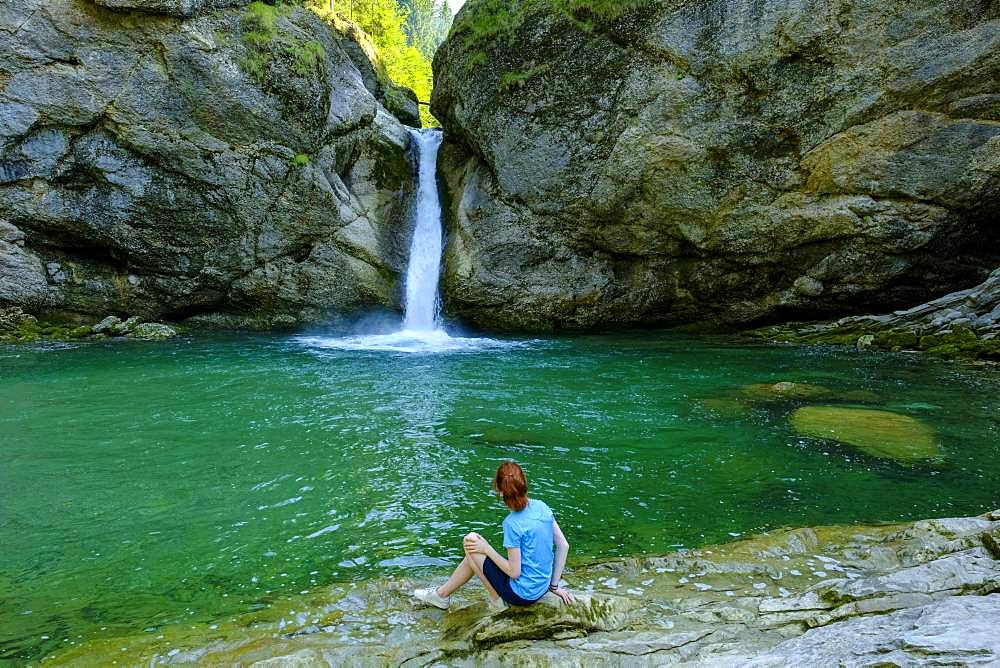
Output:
[483, 557, 541, 606]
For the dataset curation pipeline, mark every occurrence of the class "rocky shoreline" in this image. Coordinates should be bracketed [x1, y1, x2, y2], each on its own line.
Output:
[0, 306, 178, 342]
[47, 509, 1000, 666]
[751, 269, 1000, 363]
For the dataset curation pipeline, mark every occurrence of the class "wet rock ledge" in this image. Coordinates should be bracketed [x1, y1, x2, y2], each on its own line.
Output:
[50, 510, 1000, 666]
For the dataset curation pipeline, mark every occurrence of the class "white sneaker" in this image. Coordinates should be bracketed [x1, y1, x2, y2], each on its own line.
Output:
[413, 587, 449, 610]
[488, 596, 509, 613]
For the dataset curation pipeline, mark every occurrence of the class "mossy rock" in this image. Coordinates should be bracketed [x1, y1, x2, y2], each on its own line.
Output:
[739, 381, 833, 401]
[68, 325, 93, 338]
[790, 406, 940, 463]
[875, 330, 918, 349]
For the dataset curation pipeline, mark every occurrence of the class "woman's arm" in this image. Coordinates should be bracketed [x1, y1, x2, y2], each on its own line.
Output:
[465, 533, 521, 579]
[549, 520, 574, 603]
[550, 519, 570, 587]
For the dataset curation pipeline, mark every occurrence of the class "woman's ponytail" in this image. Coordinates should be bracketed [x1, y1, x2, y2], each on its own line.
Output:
[494, 460, 528, 511]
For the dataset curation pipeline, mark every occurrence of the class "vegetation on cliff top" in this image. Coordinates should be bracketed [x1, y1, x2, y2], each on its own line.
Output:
[452, 0, 650, 54]
[306, 0, 452, 125]
[447, 0, 652, 80]
[234, 0, 450, 126]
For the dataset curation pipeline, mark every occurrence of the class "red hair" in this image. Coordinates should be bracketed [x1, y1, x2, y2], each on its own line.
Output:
[494, 460, 528, 512]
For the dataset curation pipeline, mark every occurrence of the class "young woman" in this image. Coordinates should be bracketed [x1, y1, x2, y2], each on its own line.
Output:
[413, 460, 574, 611]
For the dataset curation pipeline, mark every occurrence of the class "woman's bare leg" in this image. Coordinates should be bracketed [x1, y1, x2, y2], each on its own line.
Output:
[437, 556, 474, 597]
[466, 552, 501, 601]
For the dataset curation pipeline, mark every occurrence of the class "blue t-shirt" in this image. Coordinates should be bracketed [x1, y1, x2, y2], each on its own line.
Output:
[502, 498, 555, 601]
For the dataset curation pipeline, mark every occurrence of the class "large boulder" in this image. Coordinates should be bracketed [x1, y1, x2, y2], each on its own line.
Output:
[432, 0, 1000, 331]
[0, 0, 418, 327]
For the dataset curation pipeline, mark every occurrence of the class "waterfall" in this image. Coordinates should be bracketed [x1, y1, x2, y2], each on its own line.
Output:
[402, 129, 444, 332]
[295, 128, 521, 353]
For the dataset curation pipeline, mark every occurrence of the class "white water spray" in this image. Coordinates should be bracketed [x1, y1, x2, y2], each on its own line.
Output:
[402, 129, 444, 332]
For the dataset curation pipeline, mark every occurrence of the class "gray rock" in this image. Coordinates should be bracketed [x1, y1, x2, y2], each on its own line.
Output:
[92, 0, 247, 18]
[110, 315, 142, 335]
[746, 594, 1000, 667]
[0, 305, 35, 329]
[444, 592, 639, 648]
[91, 315, 121, 334]
[432, 1, 1000, 331]
[0, 220, 25, 245]
[767, 268, 1000, 358]
[1, 0, 418, 326]
[128, 322, 178, 339]
[0, 223, 50, 307]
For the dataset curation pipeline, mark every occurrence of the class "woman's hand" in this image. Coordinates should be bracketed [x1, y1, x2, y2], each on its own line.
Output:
[552, 587, 574, 605]
[463, 532, 488, 555]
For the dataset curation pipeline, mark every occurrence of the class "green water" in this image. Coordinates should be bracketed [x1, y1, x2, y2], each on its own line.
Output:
[1, 333, 998, 661]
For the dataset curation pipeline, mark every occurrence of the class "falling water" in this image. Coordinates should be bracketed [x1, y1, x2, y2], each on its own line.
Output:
[403, 129, 444, 332]
[296, 128, 521, 353]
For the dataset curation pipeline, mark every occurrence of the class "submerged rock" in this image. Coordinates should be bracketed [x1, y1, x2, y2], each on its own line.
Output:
[790, 406, 939, 463]
[738, 382, 832, 401]
[432, 1, 999, 331]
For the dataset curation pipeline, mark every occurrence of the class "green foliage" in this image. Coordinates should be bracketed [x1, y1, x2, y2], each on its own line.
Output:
[453, 0, 653, 73]
[239, 1, 327, 85]
[400, 0, 453, 60]
[306, 0, 450, 126]
[292, 153, 310, 166]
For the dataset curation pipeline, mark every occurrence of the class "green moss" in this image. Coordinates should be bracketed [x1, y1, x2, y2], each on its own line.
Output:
[499, 64, 549, 92]
[382, 88, 412, 121]
[69, 325, 93, 338]
[919, 333, 942, 349]
[452, 0, 652, 69]
[290, 40, 326, 76]
[247, 0, 278, 31]
[239, 2, 325, 85]
[16, 320, 41, 336]
[875, 330, 918, 349]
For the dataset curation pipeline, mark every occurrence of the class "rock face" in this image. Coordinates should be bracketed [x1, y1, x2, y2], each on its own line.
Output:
[0, 0, 418, 327]
[48, 510, 1000, 665]
[432, 0, 1000, 331]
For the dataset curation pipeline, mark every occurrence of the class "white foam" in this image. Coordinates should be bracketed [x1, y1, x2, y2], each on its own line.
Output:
[296, 330, 528, 355]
